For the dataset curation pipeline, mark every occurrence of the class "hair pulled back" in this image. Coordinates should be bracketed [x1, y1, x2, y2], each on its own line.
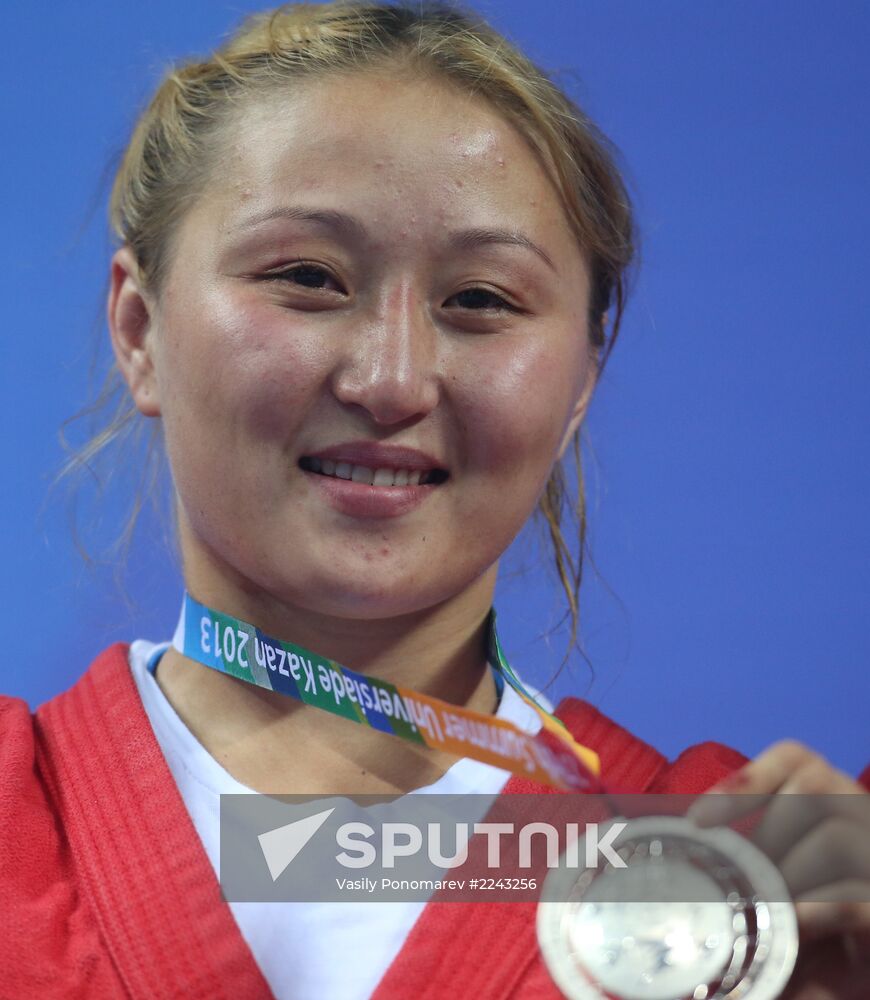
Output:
[87, 0, 635, 663]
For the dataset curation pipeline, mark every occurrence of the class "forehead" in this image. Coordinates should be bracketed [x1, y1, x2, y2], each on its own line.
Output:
[194, 70, 579, 257]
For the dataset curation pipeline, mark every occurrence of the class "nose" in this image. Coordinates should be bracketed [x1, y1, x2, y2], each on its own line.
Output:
[330, 283, 440, 426]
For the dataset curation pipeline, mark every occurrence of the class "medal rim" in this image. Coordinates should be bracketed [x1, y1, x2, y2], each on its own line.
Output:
[536, 814, 799, 1000]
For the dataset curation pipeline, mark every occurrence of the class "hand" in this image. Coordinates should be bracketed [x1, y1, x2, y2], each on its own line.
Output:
[690, 740, 870, 999]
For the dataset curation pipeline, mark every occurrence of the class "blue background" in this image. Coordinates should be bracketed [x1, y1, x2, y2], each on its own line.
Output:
[3, 1, 868, 775]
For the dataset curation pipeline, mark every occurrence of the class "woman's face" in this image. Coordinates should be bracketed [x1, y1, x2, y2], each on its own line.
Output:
[128, 71, 595, 619]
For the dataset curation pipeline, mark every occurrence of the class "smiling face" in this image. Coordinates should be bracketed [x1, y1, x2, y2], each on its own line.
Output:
[114, 70, 596, 622]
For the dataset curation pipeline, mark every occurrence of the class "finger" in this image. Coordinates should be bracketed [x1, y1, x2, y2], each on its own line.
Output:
[689, 743, 863, 830]
[751, 789, 870, 866]
[778, 817, 870, 900]
[795, 884, 870, 940]
[735, 740, 854, 794]
[686, 788, 771, 829]
[687, 742, 808, 829]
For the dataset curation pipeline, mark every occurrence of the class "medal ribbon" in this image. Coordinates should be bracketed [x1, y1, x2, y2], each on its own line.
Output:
[173, 591, 603, 793]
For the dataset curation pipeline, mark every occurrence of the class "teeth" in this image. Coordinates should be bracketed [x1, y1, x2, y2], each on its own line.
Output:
[305, 459, 441, 487]
[351, 465, 374, 484]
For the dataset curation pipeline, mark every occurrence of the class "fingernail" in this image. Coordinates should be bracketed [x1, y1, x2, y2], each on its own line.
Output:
[711, 768, 752, 793]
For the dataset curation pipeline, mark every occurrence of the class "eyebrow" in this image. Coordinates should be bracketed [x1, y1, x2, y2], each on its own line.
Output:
[228, 206, 556, 273]
[453, 227, 556, 273]
[230, 206, 368, 243]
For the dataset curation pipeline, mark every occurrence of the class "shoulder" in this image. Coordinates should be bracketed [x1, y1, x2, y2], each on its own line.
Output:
[555, 696, 748, 793]
[0, 656, 131, 997]
[0, 692, 45, 825]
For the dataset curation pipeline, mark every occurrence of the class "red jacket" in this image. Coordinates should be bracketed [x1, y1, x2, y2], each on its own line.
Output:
[0, 645, 864, 999]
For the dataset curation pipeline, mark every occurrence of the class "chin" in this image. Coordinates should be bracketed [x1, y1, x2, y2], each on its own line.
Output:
[285, 566, 463, 622]
[302, 582, 431, 620]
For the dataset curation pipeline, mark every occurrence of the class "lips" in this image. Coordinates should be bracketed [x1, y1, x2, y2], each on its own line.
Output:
[299, 457, 448, 486]
[298, 440, 449, 488]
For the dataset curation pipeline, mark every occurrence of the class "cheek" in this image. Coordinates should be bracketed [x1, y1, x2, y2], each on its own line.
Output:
[159, 292, 330, 446]
[457, 335, 586, 483]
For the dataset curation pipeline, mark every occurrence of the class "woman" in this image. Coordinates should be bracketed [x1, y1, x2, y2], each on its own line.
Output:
[2, 2, 867, 998]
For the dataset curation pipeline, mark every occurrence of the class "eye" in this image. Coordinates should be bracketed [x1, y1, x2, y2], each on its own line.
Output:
[261, 262, 342, 291]
[445, 287, 518, 313]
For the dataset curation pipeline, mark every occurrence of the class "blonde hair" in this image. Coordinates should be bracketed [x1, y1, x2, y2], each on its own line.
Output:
[67, 0, 635, 664]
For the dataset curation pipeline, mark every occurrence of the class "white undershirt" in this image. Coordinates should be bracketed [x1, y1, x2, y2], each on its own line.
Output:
[128, 626, 549, 1000]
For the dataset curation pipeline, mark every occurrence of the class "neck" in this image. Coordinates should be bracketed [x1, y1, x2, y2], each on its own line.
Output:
[155, 546, 500, 795]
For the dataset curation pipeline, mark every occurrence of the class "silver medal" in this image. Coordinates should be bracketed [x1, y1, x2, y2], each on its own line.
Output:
[537, 815, 798, 1000]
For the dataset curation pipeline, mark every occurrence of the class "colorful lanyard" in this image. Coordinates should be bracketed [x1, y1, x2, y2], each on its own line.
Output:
[173, 591, 603, 793]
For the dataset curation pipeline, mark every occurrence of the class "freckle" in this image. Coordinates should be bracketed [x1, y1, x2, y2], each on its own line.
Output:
[455, 179, 464, 188]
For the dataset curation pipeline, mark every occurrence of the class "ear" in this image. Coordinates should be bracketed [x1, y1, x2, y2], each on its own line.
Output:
[556, 350, 599, 461]
[108, 246, 161, 418]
